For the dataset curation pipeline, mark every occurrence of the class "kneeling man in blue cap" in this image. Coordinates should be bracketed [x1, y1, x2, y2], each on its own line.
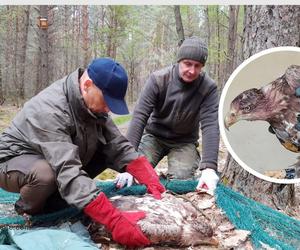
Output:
[0, 58, 165, 247]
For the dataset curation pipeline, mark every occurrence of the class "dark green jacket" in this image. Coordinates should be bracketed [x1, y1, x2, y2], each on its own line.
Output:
[0, 69, 138, 209]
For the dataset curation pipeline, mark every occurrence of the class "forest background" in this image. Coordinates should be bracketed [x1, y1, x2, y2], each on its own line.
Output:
[1, 5, 300, 216]
[0, 5, 243, 106]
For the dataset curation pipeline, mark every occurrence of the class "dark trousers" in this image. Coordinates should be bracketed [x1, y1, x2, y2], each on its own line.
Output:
[139, 133, 200, 179]
[0, 155, 57, 215]
[0, 153, 107, 215]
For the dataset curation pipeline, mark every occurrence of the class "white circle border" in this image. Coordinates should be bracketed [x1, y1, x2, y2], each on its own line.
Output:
[218, 46, 300, 184]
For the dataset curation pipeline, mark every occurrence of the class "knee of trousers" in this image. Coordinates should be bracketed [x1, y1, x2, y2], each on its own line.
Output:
[28, 160, 56, 186]
[167, 169, 194, 179]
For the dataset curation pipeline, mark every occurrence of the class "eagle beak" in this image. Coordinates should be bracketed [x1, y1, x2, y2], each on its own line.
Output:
[224, 111, 238, 130]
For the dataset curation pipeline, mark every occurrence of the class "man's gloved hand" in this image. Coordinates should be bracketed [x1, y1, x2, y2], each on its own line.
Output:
[114, 172, 134, 189]
[126, 156, 165, 199]
[196, 168, 219, 195]
[84, 192, 150, 247]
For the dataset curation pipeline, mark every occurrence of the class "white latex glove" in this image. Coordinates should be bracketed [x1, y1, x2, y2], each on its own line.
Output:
[114, 172, 134, 189]
[196, 168, 219, 195]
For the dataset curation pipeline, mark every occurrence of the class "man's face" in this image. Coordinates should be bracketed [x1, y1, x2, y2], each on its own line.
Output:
[178, 59, 204, 83]
[82, 81, 110, 114]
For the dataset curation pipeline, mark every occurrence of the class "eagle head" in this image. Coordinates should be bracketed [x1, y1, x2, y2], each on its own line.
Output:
[225, 88, 267, 129]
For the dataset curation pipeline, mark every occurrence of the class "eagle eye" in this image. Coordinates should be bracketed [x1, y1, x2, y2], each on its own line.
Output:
[242, 106, 251, 112]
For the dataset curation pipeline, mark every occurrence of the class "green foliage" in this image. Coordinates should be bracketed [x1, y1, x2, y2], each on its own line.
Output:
[0, 5, 245, 104]
[112, 114, 132, 125]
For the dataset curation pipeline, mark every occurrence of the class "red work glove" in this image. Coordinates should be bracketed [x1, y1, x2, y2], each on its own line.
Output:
[126, 156, 165, 199]
[84, 192, 150, 247]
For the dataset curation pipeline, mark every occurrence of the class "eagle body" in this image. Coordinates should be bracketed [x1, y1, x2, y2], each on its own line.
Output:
[88, 193, 216, 247]
[226, 65, 300, 153]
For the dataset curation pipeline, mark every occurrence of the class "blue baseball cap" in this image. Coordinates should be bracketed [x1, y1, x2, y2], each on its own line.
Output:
[87, 58, 129, 115]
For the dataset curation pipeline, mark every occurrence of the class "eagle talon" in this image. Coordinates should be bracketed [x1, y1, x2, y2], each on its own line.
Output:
[295, 123, 300, 131]
[285, 168, 296, 179]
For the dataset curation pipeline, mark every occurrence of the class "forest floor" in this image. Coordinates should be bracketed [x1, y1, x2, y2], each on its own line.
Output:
[0, 104, 253, 249]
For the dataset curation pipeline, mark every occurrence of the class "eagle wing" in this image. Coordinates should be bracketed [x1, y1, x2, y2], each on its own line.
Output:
[267, 65, 300, 152]
[285, 65, 300, 91]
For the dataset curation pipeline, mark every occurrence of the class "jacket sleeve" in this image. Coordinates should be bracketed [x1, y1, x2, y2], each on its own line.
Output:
[126, 74, 159, 150]
[12, 110, 99, 209]
[101, 116, 139, 171]
[199, 84, 220, 171]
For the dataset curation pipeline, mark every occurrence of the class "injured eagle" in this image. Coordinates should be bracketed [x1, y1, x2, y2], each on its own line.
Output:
[225, 65, 300, 177]
[87, 193, 218, 247]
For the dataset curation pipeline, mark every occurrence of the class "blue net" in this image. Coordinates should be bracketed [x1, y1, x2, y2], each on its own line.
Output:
[1, 180, 300, 249]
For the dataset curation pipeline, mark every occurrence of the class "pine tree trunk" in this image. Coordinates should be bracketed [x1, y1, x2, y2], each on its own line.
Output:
[111, 9, 118, 59]
[36, 5, 49, 94]
[75, 6, 81, 67]
[13, 6, 19, 106]
[63, 6, 68, 75]
[216, 7, 221, 87]
[204, 6, 211, 75]
[18, 6, 30, 102]
[174, 5, 185, 45]
[4, 6, 13, 97]
[0, 65, 3, 105]
[225, 5, 239, 83]
[222, 5, 300, 217]
[82, 5, 89, 67]
[47, 6, 55, 83]
[242, 5, 300, 59]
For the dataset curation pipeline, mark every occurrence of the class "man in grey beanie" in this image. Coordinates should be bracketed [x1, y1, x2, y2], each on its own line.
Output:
[115, 37, 220, 195]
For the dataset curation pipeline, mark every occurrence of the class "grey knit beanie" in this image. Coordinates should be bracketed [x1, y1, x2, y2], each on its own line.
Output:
[176, 36, 208, 65]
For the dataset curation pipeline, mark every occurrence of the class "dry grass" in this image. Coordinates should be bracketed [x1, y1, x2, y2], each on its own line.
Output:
[0, 105, 19, 133]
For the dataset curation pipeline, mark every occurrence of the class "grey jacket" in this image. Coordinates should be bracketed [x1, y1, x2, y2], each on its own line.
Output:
[0, 69, 138, 209]
[127, 64, 219, 170]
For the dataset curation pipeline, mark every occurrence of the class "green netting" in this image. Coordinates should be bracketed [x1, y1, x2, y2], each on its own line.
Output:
[216, 184, 300, 250]
[1, 180, 300, 249]
[0, 179, 197, 204]
[0, 179, 197, 226]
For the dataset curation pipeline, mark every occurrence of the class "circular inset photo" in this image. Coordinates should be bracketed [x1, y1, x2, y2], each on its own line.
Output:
[219, 46, 300, 184]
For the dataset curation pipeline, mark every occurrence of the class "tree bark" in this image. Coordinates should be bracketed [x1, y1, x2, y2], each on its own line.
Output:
[242, 5, 300, 60]
[63, 5, 69, 75]
[111, 7, 118, 59]
[0, 64, 4, 105]
[222, 5, 300, 217]
[216, 6, 221, 87]
[18, 6, 30, 102]
[4, 6, 12, 96]
[36, 5, 49, 94]
[174, 5, 185, 45]
[47, 6, 55, 83]
[13, 6, 19, 106]
[75, 6, 81, 67]
[225, 5, 239, 84]
[82, 5, 89, 67]
[106, 6, 114, 58]
[204, 6, 212, 75]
